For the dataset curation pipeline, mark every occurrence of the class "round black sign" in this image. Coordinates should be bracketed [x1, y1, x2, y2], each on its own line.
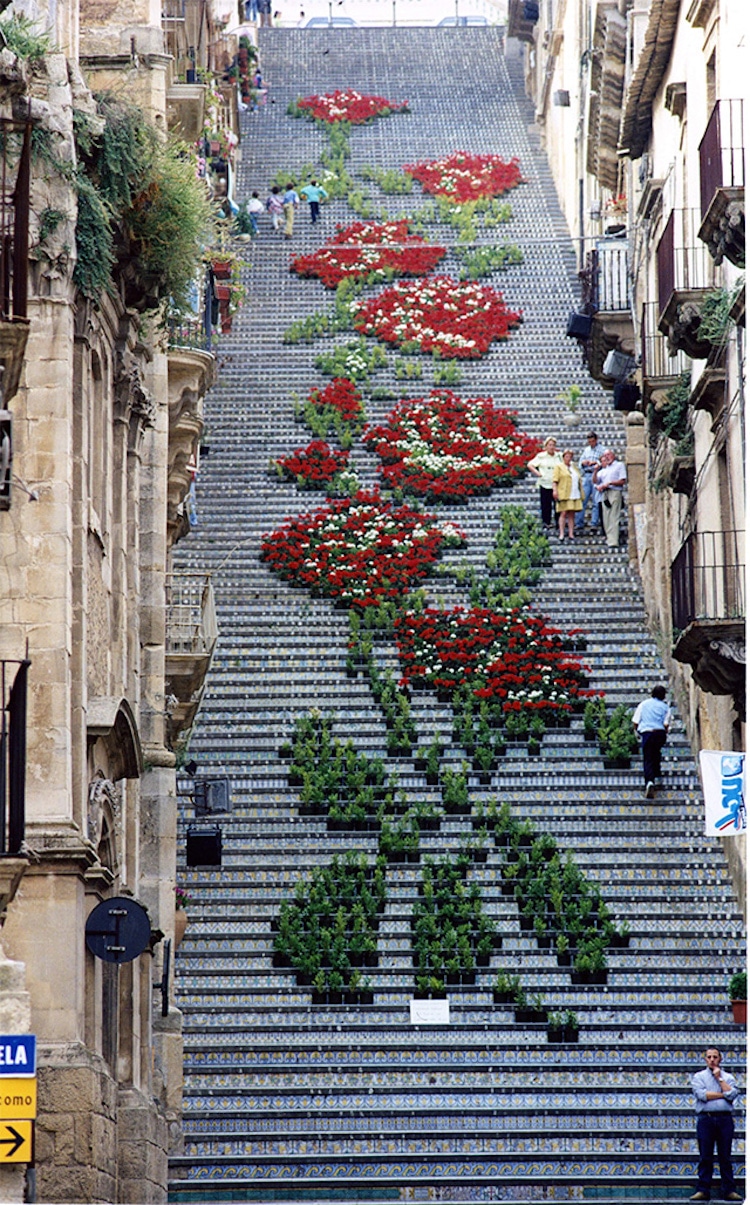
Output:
[85, 896, 151, 963]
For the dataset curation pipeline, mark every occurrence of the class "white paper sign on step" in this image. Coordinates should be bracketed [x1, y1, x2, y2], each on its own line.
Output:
[700, 750, 746, 836]
[410, 998, 450, 1025]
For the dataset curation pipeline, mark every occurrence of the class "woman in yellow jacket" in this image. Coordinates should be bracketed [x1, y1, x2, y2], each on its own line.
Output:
[552, 448, 583, 541]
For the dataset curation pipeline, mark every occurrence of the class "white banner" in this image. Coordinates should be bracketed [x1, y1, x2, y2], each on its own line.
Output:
[699, 750, 747, 836]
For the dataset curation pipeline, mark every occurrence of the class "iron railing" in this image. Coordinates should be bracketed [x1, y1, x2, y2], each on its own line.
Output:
[671, 529, 746, 633]
[656, 208, 717, 318]
[0, 658, 29, 855]
[699, 98, 745, 220]
[640, 301, 690, 381]
[166, 573, 218, 657]
[0, 119, 31, 322]
[580, 239, 630, 313]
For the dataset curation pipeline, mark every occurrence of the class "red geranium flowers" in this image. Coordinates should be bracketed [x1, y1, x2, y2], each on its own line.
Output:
[395, 606, 587, 713]
[261, 490, 464, 607]
[403, 152, 524, 203]
[296, 90, 409, 125]
[275, 440, 350, 488]
[352, 276, 522, 359]
[290, 221, 447, 289]
[364, 391, 540, 501]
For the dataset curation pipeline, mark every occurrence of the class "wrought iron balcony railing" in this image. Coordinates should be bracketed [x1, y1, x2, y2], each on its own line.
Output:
[699, 98, 745, 220]
[656, 208, 717, 320]
[640, 301, 689, 384]
[166, 572, 217, 659]
[671, 529, 745, 634]
[0, 118, 31, 323]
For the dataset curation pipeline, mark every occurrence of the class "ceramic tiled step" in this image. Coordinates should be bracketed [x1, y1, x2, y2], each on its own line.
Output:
[171, 25, 745, 1200]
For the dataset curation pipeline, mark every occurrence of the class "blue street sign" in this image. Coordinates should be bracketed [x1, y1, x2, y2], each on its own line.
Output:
[0, 1037, 35, 1077]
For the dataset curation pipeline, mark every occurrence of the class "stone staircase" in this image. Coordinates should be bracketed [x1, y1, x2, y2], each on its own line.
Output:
[169, 26, 746, 1204]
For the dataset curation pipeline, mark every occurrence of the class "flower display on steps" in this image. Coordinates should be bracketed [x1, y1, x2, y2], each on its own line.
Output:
[261, 490, 465, 607]
[299, 377, 365, 445]
[394, 605, 588, 714]
[293, 89, 409, 125]
[352, 276, 522, 359]
[403, 151, 524, 202]
[290, 220, 447, 288]
[273, 439, 356, 494]
[364, 391, 540, 501]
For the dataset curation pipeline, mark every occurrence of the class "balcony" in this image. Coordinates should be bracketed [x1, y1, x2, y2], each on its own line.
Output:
[586, 3, 627, 191]
[656, 209, 718, 357]
[698, 99, 744, 268]
[165, 573, 218, 747]
[578, 239, 634, 384]
[671, 530, 746, 717]
[640, 301, 690, 406]
[167, 323, 215, 548]
[0, 118, 31, 405]
[507, 0, 537, 43]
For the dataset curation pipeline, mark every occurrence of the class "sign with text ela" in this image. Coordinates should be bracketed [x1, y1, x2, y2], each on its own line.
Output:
[0, 1036, 35, 1077]
[0, 1079, 36, 1120]
[700, 750, 747, 837]
[0, 1121, 32, 1162]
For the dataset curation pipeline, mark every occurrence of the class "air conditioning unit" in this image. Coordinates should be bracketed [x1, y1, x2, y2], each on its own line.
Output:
[523, 0, 539, 20]
[566, 311, 592, 340]
[553, 90, 570, 107]
[194, 776, 232, 815]
[602, 349, 636, 379]
[613, 382, 642, 411]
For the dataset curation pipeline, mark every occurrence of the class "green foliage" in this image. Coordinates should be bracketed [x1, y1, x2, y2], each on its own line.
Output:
[395, 357, 422, 380]
[661, 371, 691, 441]
[457, 243, 523, 280]
[469, 505, 550, 611]
[583, 696, 607, 740]
[286, 712, 393, 827]
[0, 13, 53, 60]
[697, 286, 735, 347]
[412, 853, 496, 989]
[728, 970, 747, 1000]
[274, 851, 385, 993]
[597, 703, 639, 762]
[315, 338, 387, 382]
[359, 165, 414, 195]
[73, 177, 116, 298]
[38, 207, 66, 243]
[433, 361, 462, 386]
[125, 139, 213, 311]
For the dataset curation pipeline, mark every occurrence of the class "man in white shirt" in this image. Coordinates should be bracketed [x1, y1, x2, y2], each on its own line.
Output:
[593, 449, 626, 547]
[690, 1047, 741, 1201]
[632, 685, 671, 797]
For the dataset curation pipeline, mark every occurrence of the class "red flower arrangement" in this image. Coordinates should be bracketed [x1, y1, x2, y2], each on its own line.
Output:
[274, 439, 350, 488]
[307, 377, 364, 425]
[403, 152, 523, 203]
[395, 605, 588, 713]
[364, 391, 541, 501]
[296, 90, 409, 125]
[290, 221, 446, 289]
[352, 276, 522, 359]
[261, 490, 464, 608]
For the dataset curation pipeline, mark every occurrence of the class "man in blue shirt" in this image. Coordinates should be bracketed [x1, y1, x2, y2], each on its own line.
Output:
[632, 685, 671, 798]
[300, 180, 328, 225]
[690, 1047, 741, 1200]
[575, 430, 605, 533]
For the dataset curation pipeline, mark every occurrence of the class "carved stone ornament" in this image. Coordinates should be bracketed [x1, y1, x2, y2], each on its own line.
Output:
[87, 777, 121, 846]
[114, 354, 156, 433]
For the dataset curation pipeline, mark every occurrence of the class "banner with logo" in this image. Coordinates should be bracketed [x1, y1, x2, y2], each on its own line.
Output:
[699, 750, 746, 836]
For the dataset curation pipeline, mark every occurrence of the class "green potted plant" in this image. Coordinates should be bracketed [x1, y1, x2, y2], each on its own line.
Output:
[558, 383, 583, 428]
[728, 970, 747, 1024]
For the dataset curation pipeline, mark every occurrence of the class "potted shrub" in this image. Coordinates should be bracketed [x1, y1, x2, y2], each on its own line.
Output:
[546, 1010, 565, 1043]
[174, 885, 190, 949]
[563, 1009, 580, 1043]
[515, 991, 547, 1025]
[493, 971, 518, 1005]
[558, 383, 583, 428]
[728, 970, 747, 1024]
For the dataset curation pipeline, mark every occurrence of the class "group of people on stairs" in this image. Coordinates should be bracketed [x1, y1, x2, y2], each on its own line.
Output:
[527, 431, 626, 546]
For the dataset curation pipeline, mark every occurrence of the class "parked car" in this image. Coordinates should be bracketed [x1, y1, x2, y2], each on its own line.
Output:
[305, 15, 358, 25]
[438, 15, 489, 24]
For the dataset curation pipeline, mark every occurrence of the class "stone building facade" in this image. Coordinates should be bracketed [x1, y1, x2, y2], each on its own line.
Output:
[0, 0, 221, 1199]
[506, 0, 745, 901]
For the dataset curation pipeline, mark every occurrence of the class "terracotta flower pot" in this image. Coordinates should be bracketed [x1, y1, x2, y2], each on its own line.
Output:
[174, 908, 188, 950]
[731, 999, 746, 1025]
